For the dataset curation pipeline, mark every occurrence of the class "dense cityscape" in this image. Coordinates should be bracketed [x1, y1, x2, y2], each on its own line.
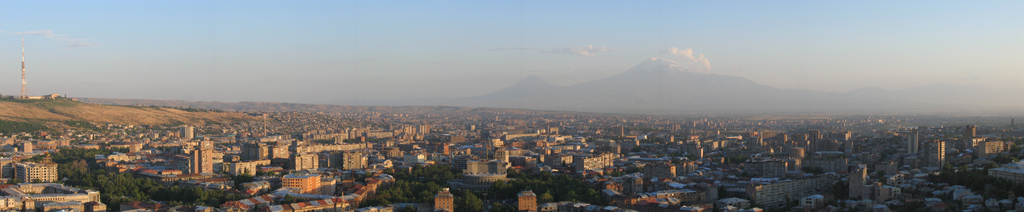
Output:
[4, 1, 1024, 212]
[0, 98, 1023, 212]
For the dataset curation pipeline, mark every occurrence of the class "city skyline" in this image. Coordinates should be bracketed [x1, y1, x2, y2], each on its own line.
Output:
[1, 1, 1022, 106]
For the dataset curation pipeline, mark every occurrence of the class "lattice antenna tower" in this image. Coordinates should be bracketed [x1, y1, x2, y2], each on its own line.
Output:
[20, 36, 27, 98]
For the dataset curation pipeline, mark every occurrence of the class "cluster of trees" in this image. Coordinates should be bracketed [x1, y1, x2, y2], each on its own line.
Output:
[606, 167, 643, 177]
[230, 173, 256, 184]
[801, 167, 825, 175]
[64, 121, 102, 132]
[930, 164, 1022, 200]
[722, 155, 750, 164]
[0, 119, 46, 135]
[51, 148, 247, 211]
[991, 154, 1019, 164]
[362, 165, 461, 206]
[489, 170, 604, 205]
[363, 165, 605, 212]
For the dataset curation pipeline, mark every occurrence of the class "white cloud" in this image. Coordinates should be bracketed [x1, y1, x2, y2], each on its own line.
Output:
[661, 47, 693, 58]
[546, 45, 613, 57]
[661, 47, 711, 70]
[490, 47, 545, 51]
[9, 30, 95, 48]
[11, 30, 65, 39]
[68, 43, 98, 49]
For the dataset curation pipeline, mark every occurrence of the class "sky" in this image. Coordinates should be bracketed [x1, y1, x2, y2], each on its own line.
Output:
[1, 1, 1022, 104]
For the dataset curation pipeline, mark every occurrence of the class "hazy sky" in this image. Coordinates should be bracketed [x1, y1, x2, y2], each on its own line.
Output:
[1, 1, 1022, 103]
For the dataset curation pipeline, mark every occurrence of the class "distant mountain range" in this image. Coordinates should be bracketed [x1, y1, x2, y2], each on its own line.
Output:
[82, 58, 1024, 115]
[445, 58, 1024, 114]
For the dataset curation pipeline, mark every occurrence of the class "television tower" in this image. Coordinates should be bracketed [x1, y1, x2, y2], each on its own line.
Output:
[20, 36, 27, 99]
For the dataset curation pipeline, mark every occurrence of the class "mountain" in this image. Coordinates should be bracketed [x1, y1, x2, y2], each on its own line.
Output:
[0, 99, 254, 133]
[75, 58, 1024, 115]
[454, 58, 1024, 114]
[456, 58, 825, 113]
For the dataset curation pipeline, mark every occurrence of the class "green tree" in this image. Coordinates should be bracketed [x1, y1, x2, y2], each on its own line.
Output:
[457, 192, 484, 212]
[398, 206, 417, 212]
[283, 195, 297, 204]
[490, 203, 517, 212]
[539, 192, 554, 204]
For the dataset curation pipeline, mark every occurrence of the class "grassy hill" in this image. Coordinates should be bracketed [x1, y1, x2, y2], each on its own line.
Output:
[0, 99, 255, 134]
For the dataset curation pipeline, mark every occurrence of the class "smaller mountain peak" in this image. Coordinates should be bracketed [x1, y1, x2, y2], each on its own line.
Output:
[514, 75, 555, 87]
[625, 57, 695, 76]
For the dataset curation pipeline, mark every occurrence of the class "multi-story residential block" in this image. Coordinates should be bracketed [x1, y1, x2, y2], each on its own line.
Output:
[434, 188, 454, 212]
[925, 140, 945, 167]
[745, 176, 835, 208]
[0, 183, 103, 212]
[518, 190, 538, 212]
[742, 157, 787, 178]
[15, 160, 57, 183]
[979, 141, 1005, 158]
[190, 141, 214, 174]
[989, 161, 1024, 184]
[642, 162, 676, 179]
[574, 153, 616, 172]
[290, 153, 318, 171]
[282, 173, 321, 195]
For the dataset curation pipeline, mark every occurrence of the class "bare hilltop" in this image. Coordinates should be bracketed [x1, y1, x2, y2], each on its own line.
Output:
[0, 99, 255, 133]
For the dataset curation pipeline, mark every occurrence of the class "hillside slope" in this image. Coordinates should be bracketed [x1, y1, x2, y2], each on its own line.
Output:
[0, 99, 255, 132]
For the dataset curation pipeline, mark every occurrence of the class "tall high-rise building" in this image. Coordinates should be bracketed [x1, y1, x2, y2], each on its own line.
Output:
[965, 125, 977, 138]
[0, 159, 14, 178]
[290, 153, 319, 171]
[907, 129, 919, 154]
[418, 124, 431, 134]
[925, 140, 945, 167]
[494, 148, 509, 164]
[790, 147, 805, 159]
[849, 164, 867, 199]
[434, 188, 454, 212]
[190, 141, 213, 174]
[757, 131, 764, 147]
[331, 151, 366, 170]
[15, 154, 57, 183]
[15, 162, 57, 183]
[20, 142, 32, 153]
[963, 125, 978, 150]
[518, 190, 538, 212]
[129, 142, 143, 153]
[180, 126, 195, 140]
[808, 130, 822, 142]
[242, 142, 269, 161]
[844, 141, 854, 155]
[840, 131, 852, 141]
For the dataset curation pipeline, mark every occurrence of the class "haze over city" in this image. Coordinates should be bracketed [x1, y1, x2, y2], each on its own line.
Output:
[7, 2, 1024, 212]
[1, 1, 1022, 111]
